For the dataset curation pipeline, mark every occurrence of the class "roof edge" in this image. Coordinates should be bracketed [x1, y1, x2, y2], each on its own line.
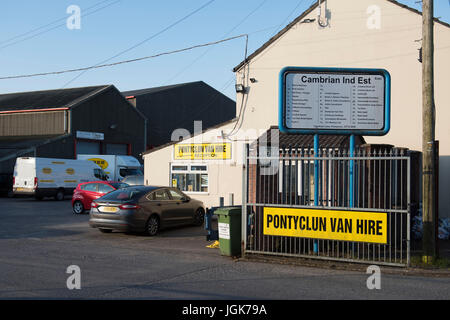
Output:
[233, 0, 450, 73]
[141, 117, 237, 156]
[386, 0, 450, 28]
[64, 85, 112, 109]
[121, 81, 203, 97]
[233, 1, 318, 72]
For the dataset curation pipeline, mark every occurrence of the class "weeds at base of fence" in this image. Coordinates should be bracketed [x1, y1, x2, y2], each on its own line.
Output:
[410, 255, 450, 269]
[241, 253, 450, 277]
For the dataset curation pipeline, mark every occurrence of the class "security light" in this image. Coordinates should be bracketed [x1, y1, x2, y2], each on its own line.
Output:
[235, 84, 246, 93]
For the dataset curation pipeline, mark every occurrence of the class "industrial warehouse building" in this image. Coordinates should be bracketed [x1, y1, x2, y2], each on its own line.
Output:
[0, 85, 147, 187]
[142, 0, 450, 217]
[122, 81, 235, 149]
[0, 81, 236, 194]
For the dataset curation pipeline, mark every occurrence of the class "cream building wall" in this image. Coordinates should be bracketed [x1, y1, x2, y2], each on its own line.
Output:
[232, 0, 450, 216]
[144, 0, 450, 215]
[143, 122, 266, 207]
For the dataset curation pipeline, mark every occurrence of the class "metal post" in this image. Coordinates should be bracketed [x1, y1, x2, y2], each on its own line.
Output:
[242, 143, 248, 257]
[407, 156, 411, 266]
[314, 134, 319, 205]
[229, 193, 234, 206]
[349, 134, 355, 207]
[314, 134, 319, 253]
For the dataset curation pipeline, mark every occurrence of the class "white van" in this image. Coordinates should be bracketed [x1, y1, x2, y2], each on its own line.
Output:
[77, 155, 142, 181]
[13, 157, 108, 200]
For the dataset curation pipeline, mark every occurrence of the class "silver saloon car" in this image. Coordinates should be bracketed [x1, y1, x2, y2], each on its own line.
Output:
[89, 186, 205, 236]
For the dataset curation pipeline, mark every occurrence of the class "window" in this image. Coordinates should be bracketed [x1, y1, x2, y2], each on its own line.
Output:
[148, 189, 170, 201]
[109, 182, 129, 190]
[83, 183, 98, 192]
[171, 164, 208, 193]
[172, 165, 188, 171]
[122, 175, 144, 186]
[94, 168, 108, 181]
[168, 188, 185, 200]
[191, 165, 207, 171]
[98, 183, 115, 194]
[119, 168, 143, 178]
[101, 187, 147, 201]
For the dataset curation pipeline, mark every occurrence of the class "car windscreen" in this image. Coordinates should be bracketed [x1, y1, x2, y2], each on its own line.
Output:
[119, 168, 143, 177]
[122, 175, 144, 185]
[109, 182, 129, 189]
[99, 187, 147, 201]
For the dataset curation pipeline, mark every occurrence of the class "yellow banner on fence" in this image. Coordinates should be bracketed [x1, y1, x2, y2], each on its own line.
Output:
[174, 143, 231, 160]
[263, 207, 387, 244]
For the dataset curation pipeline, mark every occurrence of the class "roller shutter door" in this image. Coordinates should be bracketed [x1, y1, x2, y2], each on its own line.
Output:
[106, 143, 128, 155]
[77, 140, 100, 154]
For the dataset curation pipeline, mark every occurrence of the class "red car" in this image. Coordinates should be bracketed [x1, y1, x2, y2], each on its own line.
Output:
[72, 181, 128, 214]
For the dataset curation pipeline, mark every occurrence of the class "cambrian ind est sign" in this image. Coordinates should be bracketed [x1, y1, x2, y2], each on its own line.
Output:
[264, 207, 387, 244]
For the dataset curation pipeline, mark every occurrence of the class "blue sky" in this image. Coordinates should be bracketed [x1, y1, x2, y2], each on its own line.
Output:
[0, 0, 449, 100]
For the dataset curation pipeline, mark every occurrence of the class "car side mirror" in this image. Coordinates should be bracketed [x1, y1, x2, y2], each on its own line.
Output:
[182, 197, 190, 202]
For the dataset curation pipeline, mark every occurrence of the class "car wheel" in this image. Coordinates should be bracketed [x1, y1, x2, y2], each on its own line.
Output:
[72, 201, 84, 214]
[99, 229, 112, 233]
[146, 215, 159, 236]
[193, 208, 205, 226]
[55, 189, 64, 201]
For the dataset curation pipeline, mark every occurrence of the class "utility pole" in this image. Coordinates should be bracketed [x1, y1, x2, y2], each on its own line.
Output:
[421, 0, 437, 263]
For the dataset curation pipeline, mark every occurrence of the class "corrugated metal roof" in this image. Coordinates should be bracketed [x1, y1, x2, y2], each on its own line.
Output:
[121, 81, 203, 97]
[0, 85, 109, 112]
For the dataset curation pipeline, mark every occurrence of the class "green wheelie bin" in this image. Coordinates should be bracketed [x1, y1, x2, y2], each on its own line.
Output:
[215, 206, 242, 257]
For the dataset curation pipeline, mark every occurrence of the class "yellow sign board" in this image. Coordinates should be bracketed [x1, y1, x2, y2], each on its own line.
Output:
[264, 207, 387, 244]
[174, 143, 231, 160]
[88, 158, 109, 170]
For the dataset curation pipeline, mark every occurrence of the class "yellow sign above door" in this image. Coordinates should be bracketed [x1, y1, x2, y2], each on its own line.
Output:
[174, 143, 231, 160]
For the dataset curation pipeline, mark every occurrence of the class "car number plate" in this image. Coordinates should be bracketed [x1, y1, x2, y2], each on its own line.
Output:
[100, 206, 119, 213]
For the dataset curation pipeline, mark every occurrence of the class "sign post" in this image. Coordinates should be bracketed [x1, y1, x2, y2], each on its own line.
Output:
[349, 134, 355, 207]
[314, 134, 319, 253]
[279, 67, 391, 247]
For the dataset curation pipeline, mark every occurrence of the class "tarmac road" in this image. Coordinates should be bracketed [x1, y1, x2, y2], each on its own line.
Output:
[0, 197, 449, 300]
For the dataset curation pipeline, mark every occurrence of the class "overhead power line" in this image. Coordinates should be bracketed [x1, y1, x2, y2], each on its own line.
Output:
[0, 34, 248, 80]
[271, 0, 308, 37]
[163, 0, 269, 85]
[0, 0, 122, 51]
[61, 0, 217, 88]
